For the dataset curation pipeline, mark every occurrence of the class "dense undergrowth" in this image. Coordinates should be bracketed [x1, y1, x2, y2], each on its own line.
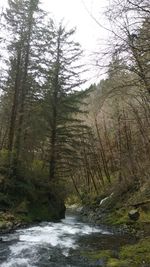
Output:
[0, 150, 66, 227]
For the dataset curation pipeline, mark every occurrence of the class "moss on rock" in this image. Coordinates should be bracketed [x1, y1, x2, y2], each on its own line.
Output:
[81, 237, 150, 267]
[107, 258, 128, 267]
[81, 249, 113, 261]
[120, 237, 150, 266]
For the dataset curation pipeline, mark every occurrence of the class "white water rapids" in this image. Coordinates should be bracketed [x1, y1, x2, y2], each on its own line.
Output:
[0, 214, 112, 267]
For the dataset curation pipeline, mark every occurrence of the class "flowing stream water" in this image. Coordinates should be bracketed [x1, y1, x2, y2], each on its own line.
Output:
[0, 212, 134, 267]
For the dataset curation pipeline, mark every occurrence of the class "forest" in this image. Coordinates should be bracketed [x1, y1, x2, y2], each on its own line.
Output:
[0, 0, 150, 266]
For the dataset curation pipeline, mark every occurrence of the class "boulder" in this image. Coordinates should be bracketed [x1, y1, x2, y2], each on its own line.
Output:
[128, 209, 140, 221]
[6, 221, 13, 230]
[4, 213, 15, 221]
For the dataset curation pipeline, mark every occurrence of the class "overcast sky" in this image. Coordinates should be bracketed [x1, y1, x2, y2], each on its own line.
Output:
[0, 0, 110, 87]
[42, 1, 109, 49]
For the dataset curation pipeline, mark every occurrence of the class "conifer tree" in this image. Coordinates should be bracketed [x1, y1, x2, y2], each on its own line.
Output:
[3, 0, 47, 173]
[43, 23, 87, 181]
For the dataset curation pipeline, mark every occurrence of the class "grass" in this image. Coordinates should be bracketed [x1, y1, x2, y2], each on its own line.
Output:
[81, 237, 150, 267]
[103, 207, 150, 227]
[81, 249, 113, 261]
[120, 237, 150, 265]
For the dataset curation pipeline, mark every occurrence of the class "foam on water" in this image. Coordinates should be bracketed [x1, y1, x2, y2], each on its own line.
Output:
[0, 215, 112, 266]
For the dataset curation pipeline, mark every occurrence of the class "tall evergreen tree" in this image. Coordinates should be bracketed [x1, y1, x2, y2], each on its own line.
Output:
[43, 23, 87, 181]
[3, 0, 47, 173]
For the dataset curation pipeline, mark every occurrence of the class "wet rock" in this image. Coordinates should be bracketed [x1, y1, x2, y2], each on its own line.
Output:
[128, 209, 140, 221]
[15, 222, 22, 228]
[95, 258, 105, 266]
[76, 206, 83, 212]
[88, 211, 95, 221]
[6, 221, 13, 229]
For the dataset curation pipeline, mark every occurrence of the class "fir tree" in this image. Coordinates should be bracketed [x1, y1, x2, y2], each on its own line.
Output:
[43, 22, 88, 181]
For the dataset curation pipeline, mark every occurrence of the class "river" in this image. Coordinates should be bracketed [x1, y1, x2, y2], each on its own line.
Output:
[0, 212, 134, 267]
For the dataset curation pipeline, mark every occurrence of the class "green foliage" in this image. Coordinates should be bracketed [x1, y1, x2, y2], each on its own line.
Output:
[65, 194, 81, 205]
[81, 249, 113, 261]
[107, 259, 128, 267]
[0, 0, 149, 228]
[81, 238, 150, 267]
[0, 0, 90, 222]
[15, 200, 29, 215]
[0, 192, 11, 209]
[0, 149, 10, 174]
[42, 22, 88, 181]
[104, 210, 129, 225]
[120, 238, 150, 266]
[0, 149, 9, 163]
[29, 160, 48, 181]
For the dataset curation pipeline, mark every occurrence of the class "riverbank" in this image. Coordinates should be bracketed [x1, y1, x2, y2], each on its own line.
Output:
[79, 180, 150, 233]
[0, 211, 28, 234]
[80, 207, 150, 266]
[0, 212, 145, 267]
[1, 190, 150, 267]
[77, 187, 150, 267]
[0, 213, 118, 266]
[1, 205, 150, 267]
[80, 236, 150, 267]
[0, 199, 66, 235]
[81, 202, 150, 236]
[0, 168, 66, 232]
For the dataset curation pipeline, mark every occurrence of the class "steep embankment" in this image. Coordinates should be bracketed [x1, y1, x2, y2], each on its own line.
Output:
[81, 180, 150, 229]
[79, 181, 150, 266]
